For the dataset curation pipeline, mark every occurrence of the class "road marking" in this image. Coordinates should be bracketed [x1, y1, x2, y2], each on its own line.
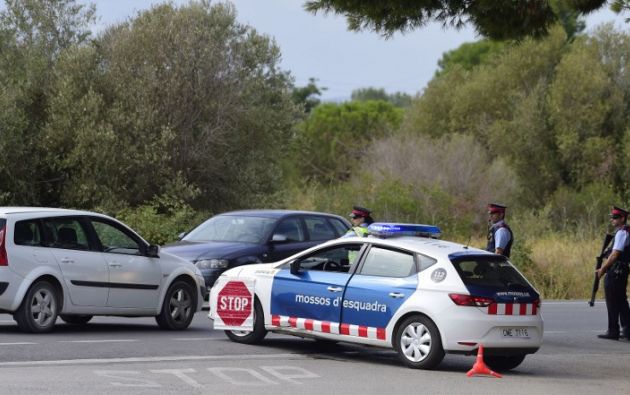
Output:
[58, 339, 138, 344]
[0, 353, 309, 367]
[0, 342, 37, 346]
[0, 320, 14, 323]
[545, 330, 601, 334]
[171, 337, 223, 341]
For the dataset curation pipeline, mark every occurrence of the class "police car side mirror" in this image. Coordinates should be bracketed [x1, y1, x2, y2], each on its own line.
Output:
[177, 231, 187, 241]
[290, 260, 301, 275]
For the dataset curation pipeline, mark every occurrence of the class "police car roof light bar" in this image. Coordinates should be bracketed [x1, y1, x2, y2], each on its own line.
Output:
[367, 223, 441, 239]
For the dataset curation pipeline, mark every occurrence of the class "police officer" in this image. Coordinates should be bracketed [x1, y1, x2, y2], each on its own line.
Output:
[596, 206, 630, 340]
[343, 206, 374, 238]
[486, 203, 513, 257]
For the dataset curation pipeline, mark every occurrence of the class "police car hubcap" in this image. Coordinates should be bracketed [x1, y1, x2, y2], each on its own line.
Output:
[401, 323, 431, 362]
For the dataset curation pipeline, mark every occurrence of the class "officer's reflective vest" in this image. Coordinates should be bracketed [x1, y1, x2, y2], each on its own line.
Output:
[350, 226, 368, 237]
[486, 222, 513, 257]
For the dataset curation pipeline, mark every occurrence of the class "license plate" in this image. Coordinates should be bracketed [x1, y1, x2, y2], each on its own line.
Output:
[501, 328, 529, 338]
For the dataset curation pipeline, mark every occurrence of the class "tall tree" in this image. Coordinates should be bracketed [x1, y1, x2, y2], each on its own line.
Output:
[0, 0, 95, 205]
[43, 1, 299, 212]
[293, 100, 403, 183]
[292, 77, 326, 113]
[304, 0, 607, 40]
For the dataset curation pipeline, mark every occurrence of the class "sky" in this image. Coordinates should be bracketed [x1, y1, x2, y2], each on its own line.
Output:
[81, 0, 626, 102]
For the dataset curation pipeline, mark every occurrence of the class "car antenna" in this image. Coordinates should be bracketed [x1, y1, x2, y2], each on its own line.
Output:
[464, 235, 471, 249]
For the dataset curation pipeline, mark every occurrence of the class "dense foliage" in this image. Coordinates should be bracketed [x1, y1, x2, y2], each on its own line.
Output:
[2, 0, 630, 298]
[304, 0, 607, 40]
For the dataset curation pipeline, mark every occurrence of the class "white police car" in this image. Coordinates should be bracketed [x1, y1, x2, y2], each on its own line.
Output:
[209, 223, 543, 371]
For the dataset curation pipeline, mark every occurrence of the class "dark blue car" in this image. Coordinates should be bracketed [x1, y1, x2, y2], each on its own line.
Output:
[162, 210, 350, 291]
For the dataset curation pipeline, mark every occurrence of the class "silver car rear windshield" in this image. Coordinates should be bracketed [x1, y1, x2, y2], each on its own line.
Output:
[183, 215, 276, 244]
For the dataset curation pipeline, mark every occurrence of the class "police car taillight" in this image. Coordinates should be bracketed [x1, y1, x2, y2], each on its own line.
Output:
[449, 293, 494, 307]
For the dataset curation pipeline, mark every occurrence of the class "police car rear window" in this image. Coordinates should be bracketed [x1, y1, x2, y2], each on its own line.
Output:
[449, 255, 530, 289]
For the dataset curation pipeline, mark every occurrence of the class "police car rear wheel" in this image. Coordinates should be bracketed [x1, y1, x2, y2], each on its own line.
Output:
[225, 298, 267, 344]
[394, 315, 444, 369]
[483, 355, 526, 372]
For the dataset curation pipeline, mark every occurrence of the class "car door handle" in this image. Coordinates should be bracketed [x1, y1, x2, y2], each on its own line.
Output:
[108, 263, 122, 268]
[60, 258, 74, 264]
[327, 286, 343, 292]
[389, 292, 405, 299]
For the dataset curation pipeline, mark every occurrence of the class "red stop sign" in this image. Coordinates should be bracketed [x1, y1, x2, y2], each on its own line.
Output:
[216, 281, 253, 327]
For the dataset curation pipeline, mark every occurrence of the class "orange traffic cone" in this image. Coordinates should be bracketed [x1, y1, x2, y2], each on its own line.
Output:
[466, 344, 502, 378]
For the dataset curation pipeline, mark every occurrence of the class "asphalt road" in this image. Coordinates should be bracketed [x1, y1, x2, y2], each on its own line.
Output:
[0, 300, 628, 394]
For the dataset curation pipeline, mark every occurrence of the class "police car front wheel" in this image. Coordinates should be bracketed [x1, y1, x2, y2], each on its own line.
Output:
[225, 298, 267, 344]
[394, 315, 444, 369]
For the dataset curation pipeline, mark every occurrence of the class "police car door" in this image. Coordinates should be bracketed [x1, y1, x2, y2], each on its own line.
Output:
[341, 246, 418, 339]
[271, 243, 364, 323]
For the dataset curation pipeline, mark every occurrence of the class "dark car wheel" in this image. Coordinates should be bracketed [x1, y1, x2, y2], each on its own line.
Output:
[394, 314, 445, 369]
[14, 281, 60, 333]
[60, 314, 93, 325]
[225, 298, 267, 344]
[484, 355, 526, 372]
[156, 280, 196, 330]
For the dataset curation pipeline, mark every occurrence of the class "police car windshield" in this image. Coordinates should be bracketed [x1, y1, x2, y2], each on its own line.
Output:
[449, 255, 531, 290]
[183, 215, 276, 244]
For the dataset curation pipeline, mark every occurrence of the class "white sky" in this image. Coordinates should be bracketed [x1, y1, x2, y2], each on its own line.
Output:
[83, 0, 625, 101]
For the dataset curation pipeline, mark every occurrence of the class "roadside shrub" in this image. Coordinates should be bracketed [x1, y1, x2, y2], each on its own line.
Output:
[116, 196, 208, 245]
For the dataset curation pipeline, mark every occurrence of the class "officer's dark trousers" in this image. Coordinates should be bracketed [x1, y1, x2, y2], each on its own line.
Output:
[604, 270, 630, 335]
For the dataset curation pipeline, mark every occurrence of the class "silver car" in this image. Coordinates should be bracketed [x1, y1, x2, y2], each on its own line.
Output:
[0, 207, 205, 333]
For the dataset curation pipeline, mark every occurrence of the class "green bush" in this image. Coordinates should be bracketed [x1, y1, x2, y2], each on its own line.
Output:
[116, 197, 209, 246]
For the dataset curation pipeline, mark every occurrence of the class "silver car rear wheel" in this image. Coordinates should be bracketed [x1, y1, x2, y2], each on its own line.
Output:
[14, 281, 59, 333]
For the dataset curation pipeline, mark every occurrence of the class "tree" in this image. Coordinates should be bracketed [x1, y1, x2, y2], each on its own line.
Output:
[43, 1, 299, 212]
[435, 39, 506, 77]
[0, 0, 95, 206]
[292, 77, 326, 113]
[293, 100, 403, 183]
[304, 0, 607, 40]
[351, 87, 412, 107]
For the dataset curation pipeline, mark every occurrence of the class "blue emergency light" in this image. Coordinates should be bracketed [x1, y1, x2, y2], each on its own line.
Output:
[367, 223, 441, 239]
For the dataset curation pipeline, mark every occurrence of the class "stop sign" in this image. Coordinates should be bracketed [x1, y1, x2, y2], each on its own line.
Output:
[216, 280, 254, 327]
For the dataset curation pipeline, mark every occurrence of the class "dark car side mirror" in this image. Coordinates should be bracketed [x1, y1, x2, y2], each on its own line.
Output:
[290, 260, 301, 275]
[146, 244, 160, 258]
[270, 234, 289, 243]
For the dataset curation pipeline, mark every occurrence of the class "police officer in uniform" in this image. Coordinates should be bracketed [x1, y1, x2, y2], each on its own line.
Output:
[596, 206, 630, 340]
[343, 206, 374, 238]
[486, 203, 513, 257]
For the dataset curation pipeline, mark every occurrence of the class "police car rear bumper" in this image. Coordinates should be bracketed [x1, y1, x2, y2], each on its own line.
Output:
[436, 304, 544, 353]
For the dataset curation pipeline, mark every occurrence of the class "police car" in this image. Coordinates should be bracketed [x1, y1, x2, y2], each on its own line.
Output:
[208, 223, 543, 371]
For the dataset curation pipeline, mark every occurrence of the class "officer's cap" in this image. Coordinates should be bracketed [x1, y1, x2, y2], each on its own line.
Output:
[349, 206, 372, 219]
[610, 206, 629, 219]
[487, 203, 507, 214]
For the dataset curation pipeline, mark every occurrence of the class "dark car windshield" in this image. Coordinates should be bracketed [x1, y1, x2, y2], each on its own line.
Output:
[183, 215, 276, 244]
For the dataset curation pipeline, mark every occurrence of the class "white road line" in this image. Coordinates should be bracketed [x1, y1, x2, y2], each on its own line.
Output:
[58, 339, 138, 344]
[0, 320, 14, 323]
[171, 337, 223, 341]
[0, 353, 308, 367]
[0, 342, 37, 346]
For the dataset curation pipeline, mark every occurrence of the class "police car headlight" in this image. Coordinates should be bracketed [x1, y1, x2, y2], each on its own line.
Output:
[195, 259, 229, 269]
